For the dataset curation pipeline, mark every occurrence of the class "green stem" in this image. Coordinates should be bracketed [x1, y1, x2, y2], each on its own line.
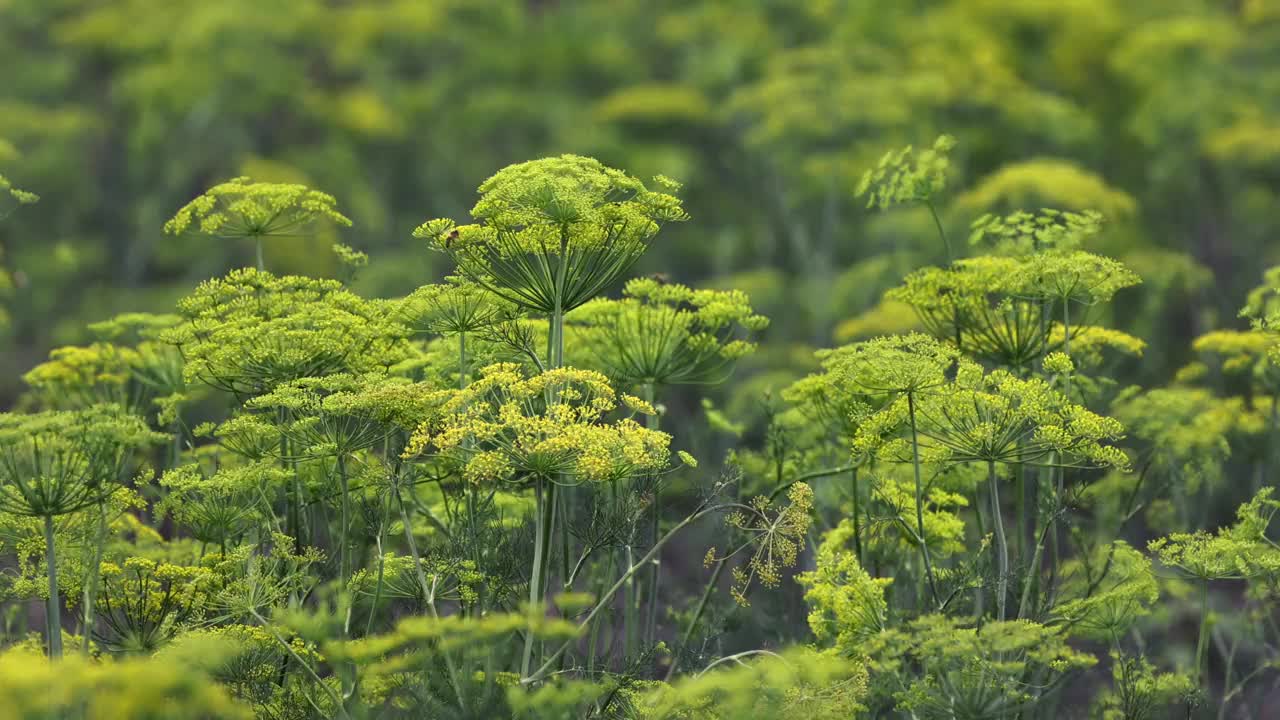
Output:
[251, 609, 350, 720]
[908, 392, 941, 607]
[522, 476, 553, 678]
[396, 487, 468, 714]
[338, 454, 350, 597]
[643, 382, 661, 647]
[624, 543, 637, 661]
[81, 503, 107, 655]
[586, 552, 613, 678]
[1196, 579, 1211, 688]
[972, 484, 986, 621]
[925, 199, 953, 263]
[989, 461, 1009, 621]
[524, 501, 734, 685]
[851, 466, 863, 566]
[44, 515, 62, 659]
[256, 237, 265, 272]
[664, 558, 727, 682]
[364, 492, 392, 638]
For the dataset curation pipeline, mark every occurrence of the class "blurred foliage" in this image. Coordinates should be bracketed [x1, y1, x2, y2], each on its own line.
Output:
[2, 0, 1276, 382]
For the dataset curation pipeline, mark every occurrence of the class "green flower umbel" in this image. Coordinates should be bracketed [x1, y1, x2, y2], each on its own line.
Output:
[414, 155, 687, 319]
[164, 177, 352, 270]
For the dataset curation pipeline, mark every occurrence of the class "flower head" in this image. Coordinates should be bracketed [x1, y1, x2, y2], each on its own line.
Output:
[415, 155, 687, 314]
[164, 177, 350, 239]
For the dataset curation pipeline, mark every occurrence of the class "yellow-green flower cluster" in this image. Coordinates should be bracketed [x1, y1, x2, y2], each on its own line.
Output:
[866, 615, 1095, 718]
[1112, 386, 1251, 493]
[161, 269, 411, 396]
[888, 256, 1046, 366]
[639, 647, 869, 720]
[404, 363, 673, 484]
[719, 482, 814, 606]
[1193, 329, 1275, 376]
[247, 373, 435, 457]
[23, 343, 138, 409]
[163, 176, 351, 239]
[887, 251, 1140, 367]
[1054, 541, 1160, 641]
[822, 333, 966, 396]
[470, 154, 687, 241]
[157, 462, 279, 544]
[0, 173, 39, 218]
[1017, 250, 1142, 306]
[24, 334, 189, 422]
[782, 360, 877, 440]
[569, 276, 769, 386]
[854, 367, 1129, 469]
[1049, 325, 1146, 367]
[797, 520, 892, 651]
[399, 276, 508, 336]
[414, 155, 687, 314]
[1149, 488, 1280, 582]
[0, 404, 164, 517]
[855, 135, 956, 209]
[96, 557, 216, 652]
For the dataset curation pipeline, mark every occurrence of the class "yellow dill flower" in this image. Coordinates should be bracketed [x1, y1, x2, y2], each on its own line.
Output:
[404, 363, 673, 485]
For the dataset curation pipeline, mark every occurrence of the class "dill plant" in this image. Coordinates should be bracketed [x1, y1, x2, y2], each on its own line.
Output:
[3, 140, 1280, 719]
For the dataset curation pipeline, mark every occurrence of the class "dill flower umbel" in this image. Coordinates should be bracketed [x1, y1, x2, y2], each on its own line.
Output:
[161, 269, 411, 396]
[164, 177, 351, 267]
[404, 363, 673, 485]
[568, 276, 769, 386]
[414, 155, 687, 316]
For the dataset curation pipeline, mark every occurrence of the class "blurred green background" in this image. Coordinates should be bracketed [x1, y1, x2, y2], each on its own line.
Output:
[1, 0, 1277, 404]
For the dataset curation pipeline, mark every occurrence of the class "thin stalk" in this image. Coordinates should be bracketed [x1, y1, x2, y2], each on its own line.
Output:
[524, 501, 739, 685]
[44, 515, 62, 659]
[522, 476, 551, 677]
[1045, 302, 1073, 611]
[989, 461, 1009, 621]
[925, 199, 953, 263]
[170, 419, 182, 470]
[527, 232, 568, 671]
[1015, 468, 1026, 578]
[664, 558, 727, 682]
[81, 502, 107, 655]
[643, 382, 661, 646]
[972, 485, 986, 620]
[256, 237, 265, 272]
[623, 544, 637, 661]
[396, 488, 468, 714]
[585, 552, 613, 678]
[908, 392, 941, 607]
[1195, 579, 1211, 688]
[851, 466, 863, 565]
[337, 454, 350, 598]
[250, 609, 350, 720]
[364, 492, 392, 637]
[458, 330, 485, 613]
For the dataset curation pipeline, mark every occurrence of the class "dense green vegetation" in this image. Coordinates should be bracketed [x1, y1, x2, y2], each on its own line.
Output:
[3, 1, 1280, 717]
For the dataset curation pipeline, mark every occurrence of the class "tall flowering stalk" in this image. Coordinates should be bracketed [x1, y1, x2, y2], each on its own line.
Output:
[415, 156, 687, 674]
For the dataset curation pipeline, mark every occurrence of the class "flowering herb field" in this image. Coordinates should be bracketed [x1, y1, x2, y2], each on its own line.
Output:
[3, 3, 1280, 718]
